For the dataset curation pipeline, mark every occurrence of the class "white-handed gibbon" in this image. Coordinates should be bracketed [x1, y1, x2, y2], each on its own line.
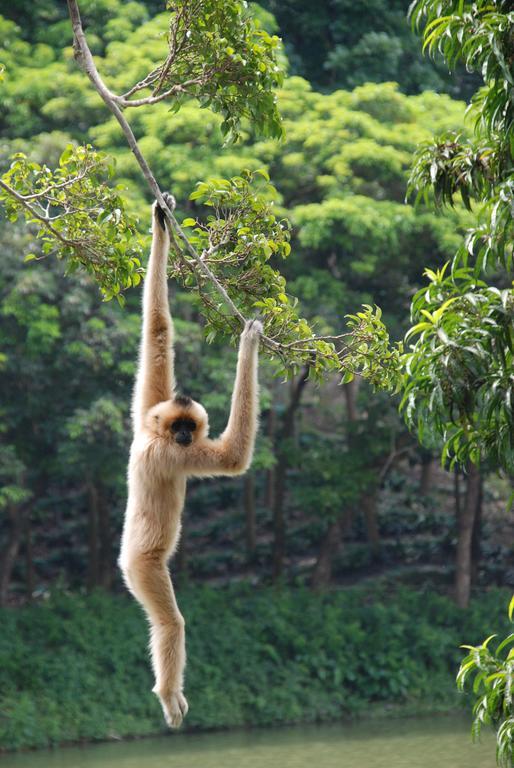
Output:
[119, 195, 261, 728]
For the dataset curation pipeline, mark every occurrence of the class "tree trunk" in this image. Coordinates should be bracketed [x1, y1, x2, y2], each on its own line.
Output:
[25, 519, 35, 601]
[311, 504, 356, 589]
[312, 519, 341, 589]
[454, 467, 461, 519]
[419, 451, 433, 495]
[0, 503, 27, 606]
[265, 405, 276, 509]
[272, 368, 309, 582]
[271, 452, 287, 582]
[312, 379, 361, 587]
[87, 483, 100, 591]
[243, 473, 256, 558]
[455, 461, 481, 609]
[362, 491, 380, 560]
[471, 471, 483, 586]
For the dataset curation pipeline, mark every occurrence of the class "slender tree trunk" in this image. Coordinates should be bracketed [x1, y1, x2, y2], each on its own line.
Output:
[362, 491, 380, 560]
[454, 467, 461, 519]
[25, 520, 35, 601]
[312, 505, 356, 589]
[455, 461, 481, 609]
[272, 368, 309, 582]
[0, 504, 27, 606]
[87, 483, 100, 591]
[311, 379, 360, 587]
[265, 407, 276, 509]
[471, 471, 483, 585]
[271, 453, 287, 582]
[243, 473, 256, 558]
[419, 451, 434, 495]
[312, 520, 341, 589]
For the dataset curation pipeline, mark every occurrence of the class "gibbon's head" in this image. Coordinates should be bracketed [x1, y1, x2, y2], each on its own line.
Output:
[147, 395, 209, 446]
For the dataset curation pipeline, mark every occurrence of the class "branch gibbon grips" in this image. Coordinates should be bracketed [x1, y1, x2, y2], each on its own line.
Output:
[119, 196, 261, 727]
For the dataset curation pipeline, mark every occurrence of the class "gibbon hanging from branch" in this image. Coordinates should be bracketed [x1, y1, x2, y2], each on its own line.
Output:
[119, 195, 262, 727]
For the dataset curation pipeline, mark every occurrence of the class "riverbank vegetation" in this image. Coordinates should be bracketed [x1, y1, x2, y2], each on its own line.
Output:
[1, 586, 512, 750]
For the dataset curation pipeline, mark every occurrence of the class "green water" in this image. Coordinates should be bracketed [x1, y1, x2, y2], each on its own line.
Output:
[1, 717, 495, 768]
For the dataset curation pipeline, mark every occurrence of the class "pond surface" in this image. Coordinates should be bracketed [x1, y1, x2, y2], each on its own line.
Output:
[1, 715, 495, 768]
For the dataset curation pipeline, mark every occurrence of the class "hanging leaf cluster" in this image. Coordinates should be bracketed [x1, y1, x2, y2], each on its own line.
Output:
[401, 265, 514, 469]
[0, 144, 143, 304]
[456, 597, 514, 768]
[174, 169, 402, 386]
[124, 0, 284, 142]
[408, 0, 514, 271]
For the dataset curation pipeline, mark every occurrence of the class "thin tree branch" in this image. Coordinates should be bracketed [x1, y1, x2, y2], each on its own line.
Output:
[0, 179, 77, 249]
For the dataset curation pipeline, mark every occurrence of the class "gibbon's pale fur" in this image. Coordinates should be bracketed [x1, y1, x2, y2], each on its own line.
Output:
[119, 195, 261, 728]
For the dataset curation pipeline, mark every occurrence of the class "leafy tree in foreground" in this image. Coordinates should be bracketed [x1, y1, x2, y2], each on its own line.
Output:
[402, 0, 514, 607]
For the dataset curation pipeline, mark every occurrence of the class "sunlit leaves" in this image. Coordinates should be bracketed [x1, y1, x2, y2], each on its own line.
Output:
[174, 169, 402, 386]
[456, 599, 514, 767]
[404, 0, 514, 470]
[125, 0, 284, 142]
[401, 267, 514, 469]
[408, 0, 514, 272]
[0, 144, 143, 301]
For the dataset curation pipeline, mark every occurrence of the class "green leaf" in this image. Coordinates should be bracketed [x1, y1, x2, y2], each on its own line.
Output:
[508, 595, 514, 622]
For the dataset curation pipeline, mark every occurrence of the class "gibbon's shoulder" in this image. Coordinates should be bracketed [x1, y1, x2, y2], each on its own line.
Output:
[130, 432, 168, 462]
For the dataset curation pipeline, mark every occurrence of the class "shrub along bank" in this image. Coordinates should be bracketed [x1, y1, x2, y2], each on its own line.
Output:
[0, 585, 510, 750]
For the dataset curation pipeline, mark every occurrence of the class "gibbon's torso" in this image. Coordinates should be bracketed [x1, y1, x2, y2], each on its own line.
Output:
[124, 430, 187, 554]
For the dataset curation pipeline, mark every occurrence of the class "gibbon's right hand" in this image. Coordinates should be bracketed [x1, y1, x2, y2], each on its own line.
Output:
[154, 192, 176, 232]
[242, 318, 263, 343]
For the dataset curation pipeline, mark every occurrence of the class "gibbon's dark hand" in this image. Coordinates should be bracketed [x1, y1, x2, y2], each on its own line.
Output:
[154, 192, 176, 232]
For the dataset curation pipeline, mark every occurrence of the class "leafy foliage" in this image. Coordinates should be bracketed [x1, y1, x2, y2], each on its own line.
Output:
[1, 586, 511, 749]
[457, 596, 514, 767]
[408, 0, 514, 272]
[147, 0, 284, 142]
[403, 0, 514, 470]
[0, 144, 143, 302]
[175, 169, 402, 384]
[401, 265, 514, 469]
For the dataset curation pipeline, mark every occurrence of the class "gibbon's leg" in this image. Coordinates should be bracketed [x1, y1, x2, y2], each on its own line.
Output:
[122, 547, 188, 728]
[132, 194, 176, 432]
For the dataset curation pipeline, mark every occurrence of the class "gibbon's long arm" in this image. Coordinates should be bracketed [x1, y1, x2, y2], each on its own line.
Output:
[132, 202, 175, 431]
[184, 320, 261, 477]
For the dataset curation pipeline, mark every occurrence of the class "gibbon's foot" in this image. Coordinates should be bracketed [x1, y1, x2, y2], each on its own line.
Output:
[154, 688, 189, 728]
[243, 318, 263, 343]
[153, 192, 176, 232]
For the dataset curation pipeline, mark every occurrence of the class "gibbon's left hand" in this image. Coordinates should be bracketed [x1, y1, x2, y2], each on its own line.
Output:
[153, 192, 176, 231]
[242, 318, 263, 344]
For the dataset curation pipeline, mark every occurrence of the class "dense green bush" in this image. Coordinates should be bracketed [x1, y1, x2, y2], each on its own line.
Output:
[0, 586, 511, 750]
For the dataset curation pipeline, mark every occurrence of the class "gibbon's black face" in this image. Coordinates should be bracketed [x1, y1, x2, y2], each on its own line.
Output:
[170, 417, 197, 447]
